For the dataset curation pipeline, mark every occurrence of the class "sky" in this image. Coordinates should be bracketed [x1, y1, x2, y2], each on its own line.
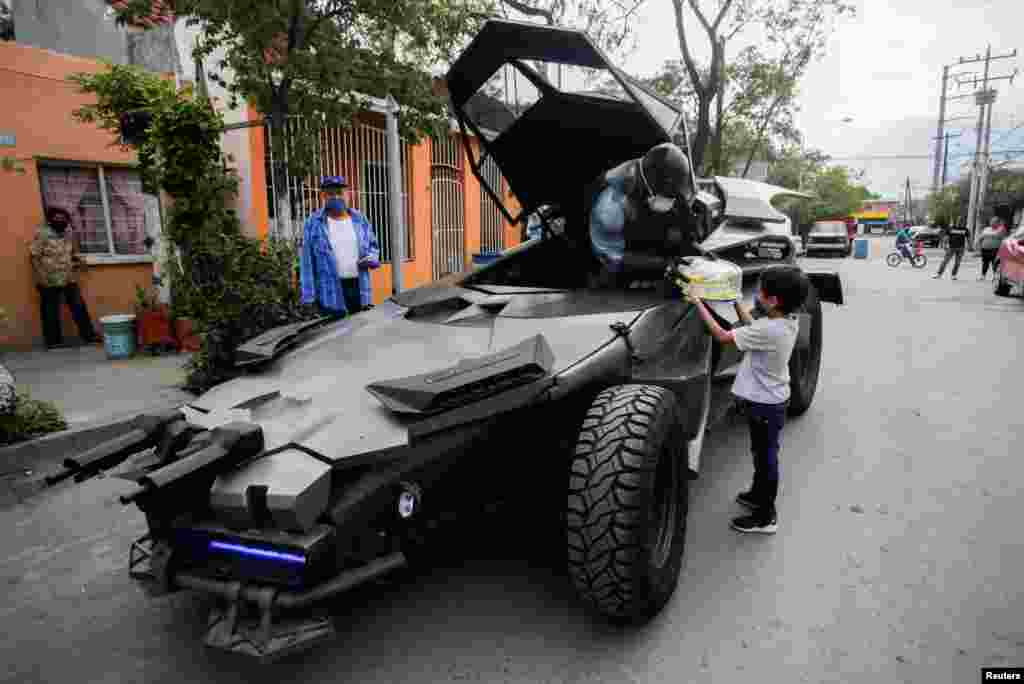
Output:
[621, 0, 1024, 200]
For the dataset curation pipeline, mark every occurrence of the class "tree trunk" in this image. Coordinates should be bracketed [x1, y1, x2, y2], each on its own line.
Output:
[692, 90, 713, 175]
[712, 95, 724, 175]
[711, 41, 726, 175]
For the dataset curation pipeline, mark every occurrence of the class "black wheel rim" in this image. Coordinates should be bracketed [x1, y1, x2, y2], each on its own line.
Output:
[650, 440, 679, 570]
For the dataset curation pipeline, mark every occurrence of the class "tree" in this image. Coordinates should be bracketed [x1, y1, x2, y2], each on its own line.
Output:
[111, 0, 492, 235]
[928, 185, 960, 227]
[767, 148, 871, 233]
[70, 63, 321, 392]
[669, 0, 853, 174]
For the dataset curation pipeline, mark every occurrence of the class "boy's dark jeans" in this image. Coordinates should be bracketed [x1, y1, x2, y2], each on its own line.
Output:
[981, 248, 999, 277]
[742, 399, 788, 519]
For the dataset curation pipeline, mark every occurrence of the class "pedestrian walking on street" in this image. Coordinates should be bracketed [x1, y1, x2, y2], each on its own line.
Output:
[975, 217, 1008, 281]
[29, 206, 100, 349]
[933, 223, 969, 280]
[687, 267, 809, 534]
[299, 175, 381, 317]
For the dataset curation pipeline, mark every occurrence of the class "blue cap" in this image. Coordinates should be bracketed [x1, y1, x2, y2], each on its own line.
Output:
[320, 175, 347, 189]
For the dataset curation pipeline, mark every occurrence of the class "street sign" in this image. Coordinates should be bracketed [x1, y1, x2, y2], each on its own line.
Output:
[0, 134, 15, 146]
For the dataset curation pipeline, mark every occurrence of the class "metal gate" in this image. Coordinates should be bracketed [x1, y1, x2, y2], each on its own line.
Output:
[479, 154, 505, 253]
[264, 116, 412, 260]
[431, 135, 466, 280]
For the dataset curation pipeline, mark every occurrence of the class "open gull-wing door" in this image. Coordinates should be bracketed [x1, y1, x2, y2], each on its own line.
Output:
[444, 19, 695, 225]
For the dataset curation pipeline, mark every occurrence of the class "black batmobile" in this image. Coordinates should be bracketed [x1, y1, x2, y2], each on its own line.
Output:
[46, 19, 843, 662]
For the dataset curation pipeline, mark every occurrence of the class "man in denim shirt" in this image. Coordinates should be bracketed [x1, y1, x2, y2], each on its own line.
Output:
[300, 175, 381, 316]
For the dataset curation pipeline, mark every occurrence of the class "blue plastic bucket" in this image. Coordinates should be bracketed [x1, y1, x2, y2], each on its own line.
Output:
[100, 314, 136, 360]
[853, 238, 869, 259]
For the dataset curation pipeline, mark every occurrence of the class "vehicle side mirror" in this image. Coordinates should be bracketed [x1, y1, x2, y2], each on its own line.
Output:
[691, 191, 722, 242]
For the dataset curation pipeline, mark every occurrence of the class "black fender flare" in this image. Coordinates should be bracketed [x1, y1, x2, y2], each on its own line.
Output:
[804, 271, 844, 306]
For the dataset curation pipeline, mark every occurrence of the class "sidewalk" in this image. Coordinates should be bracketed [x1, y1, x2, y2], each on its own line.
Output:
[3, 344, 195, 428]
[0, 344, 197, 482]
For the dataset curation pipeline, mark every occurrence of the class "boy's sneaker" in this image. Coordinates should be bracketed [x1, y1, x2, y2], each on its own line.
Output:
[735, 490, 759, 510]
[730, 513, 777, 534]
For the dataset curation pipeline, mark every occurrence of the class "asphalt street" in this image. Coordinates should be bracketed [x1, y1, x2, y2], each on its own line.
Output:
[2, 247, 1022, 684]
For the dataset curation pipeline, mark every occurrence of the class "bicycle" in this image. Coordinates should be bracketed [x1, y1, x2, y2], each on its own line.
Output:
[886, 241, 927, 268]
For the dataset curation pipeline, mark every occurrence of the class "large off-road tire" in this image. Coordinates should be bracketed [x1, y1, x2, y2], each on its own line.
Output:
[787, 286, 822, 417]
[567, 384, 688, 624]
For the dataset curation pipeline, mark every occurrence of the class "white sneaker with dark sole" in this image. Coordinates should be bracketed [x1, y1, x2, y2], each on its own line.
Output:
[730, 514, 778, 534]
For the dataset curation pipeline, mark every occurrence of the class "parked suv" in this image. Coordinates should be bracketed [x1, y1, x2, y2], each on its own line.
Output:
[807, 220, 851, 257]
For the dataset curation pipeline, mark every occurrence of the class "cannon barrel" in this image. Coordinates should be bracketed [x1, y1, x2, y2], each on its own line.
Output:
[119, 422, 264, 506]
[44, 409, 186, 486]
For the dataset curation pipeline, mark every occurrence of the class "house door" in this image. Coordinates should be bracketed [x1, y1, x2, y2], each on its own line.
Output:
[431, 135, 465, 280]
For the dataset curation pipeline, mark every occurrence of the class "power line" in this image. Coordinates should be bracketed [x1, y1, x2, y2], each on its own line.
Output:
[824, 149, 1024, 162]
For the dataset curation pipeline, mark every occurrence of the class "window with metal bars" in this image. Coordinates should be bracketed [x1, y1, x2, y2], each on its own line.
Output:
[264, 118, 414, 262]
[479, 154, 506, 253]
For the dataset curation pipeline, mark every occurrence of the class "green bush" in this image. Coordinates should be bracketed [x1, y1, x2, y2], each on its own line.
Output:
[0, 391, 68, 446]
[70, 64, 320, 396]
[176, 233, 320, 394]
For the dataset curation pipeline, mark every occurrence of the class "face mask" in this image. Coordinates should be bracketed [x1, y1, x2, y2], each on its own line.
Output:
[647, 196, 676, 213]
[638, 160, 676, 214]
[325, 197, 347, 213]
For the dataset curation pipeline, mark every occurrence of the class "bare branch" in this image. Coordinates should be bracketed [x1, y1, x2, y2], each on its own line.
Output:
[710, 0, 734, 32]
[685, 0, 713, 37]
[501, 0, 555, 24]
[671, 0, 705, 92]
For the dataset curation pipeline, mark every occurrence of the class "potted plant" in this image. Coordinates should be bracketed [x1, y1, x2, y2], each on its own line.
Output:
[173, 314, 201, 352]
[134, 283, 176, 353]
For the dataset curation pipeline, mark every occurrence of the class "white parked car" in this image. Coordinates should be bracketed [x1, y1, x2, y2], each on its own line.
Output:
[806, 220, 851, 257]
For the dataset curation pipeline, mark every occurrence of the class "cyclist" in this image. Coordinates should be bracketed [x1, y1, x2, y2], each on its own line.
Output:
[895, 225, 915, 262]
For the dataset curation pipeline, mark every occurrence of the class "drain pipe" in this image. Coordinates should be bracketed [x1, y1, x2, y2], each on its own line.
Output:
[174, 551, 407, 610]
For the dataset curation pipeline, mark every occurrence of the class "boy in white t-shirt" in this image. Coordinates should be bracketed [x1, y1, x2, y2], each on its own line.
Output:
[687, 267, 810, 534]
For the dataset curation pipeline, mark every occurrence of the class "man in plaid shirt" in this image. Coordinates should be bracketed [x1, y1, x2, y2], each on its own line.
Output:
[299, 175, 381, 316]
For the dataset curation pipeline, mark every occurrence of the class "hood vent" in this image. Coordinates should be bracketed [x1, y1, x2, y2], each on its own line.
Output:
[365, 335, 554, 414]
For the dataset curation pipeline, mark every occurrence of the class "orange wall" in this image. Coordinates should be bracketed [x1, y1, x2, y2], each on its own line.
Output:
[0, 42, 163, 350]
[246, 102, 270, 240]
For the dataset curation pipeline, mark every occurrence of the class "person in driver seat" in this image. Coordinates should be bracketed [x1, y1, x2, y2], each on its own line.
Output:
[586, 142, 699, 287]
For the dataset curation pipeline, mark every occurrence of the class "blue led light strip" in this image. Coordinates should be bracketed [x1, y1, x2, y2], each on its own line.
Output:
[209, 541, 306, 564]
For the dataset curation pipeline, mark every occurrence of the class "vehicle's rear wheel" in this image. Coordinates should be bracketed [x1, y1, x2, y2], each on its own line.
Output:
[787, 286, 822, 417]
[567, 384, 688, 624]
[886, 253, 901, 268]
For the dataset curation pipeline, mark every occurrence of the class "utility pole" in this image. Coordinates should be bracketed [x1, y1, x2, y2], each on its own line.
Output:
[956, 46, 1017, 245]
[941, 131, 962, 186]
[931, 65, 949, 193]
